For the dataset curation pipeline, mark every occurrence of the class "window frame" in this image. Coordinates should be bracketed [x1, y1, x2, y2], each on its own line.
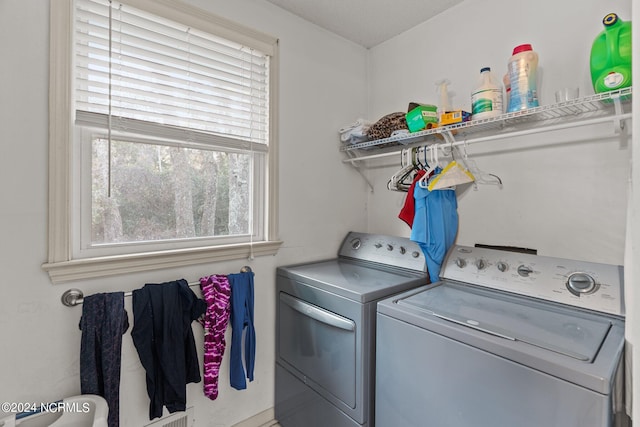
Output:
[44, 0, 281, 284]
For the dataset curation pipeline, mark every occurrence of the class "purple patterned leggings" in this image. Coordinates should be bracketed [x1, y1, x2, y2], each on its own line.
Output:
[199, 274, 232, 400]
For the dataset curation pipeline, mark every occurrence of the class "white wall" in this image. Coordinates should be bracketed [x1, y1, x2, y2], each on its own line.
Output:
[628, 0, 639, 418]
[365, 0, 632, 265]
[364, 0, 637, 418]
[0, 1, 368, 426]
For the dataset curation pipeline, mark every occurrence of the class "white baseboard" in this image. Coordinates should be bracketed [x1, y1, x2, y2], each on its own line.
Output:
[231, 408, 278, 427]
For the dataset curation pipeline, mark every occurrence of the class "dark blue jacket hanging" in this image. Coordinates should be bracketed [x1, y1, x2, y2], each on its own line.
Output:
[131, 279, 206, 420]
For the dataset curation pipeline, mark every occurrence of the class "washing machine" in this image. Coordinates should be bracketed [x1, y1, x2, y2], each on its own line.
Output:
[376, 244, 628, 427]
[275, 232, 429, 427]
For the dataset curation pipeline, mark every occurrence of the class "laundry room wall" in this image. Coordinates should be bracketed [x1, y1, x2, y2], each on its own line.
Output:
[627, 0, 639, 419]
[0, 1, 367, 426]
[365, 0, 632, 266]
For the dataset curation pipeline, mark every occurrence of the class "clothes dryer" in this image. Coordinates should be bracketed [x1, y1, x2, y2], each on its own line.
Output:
[275, 232, 428, 427]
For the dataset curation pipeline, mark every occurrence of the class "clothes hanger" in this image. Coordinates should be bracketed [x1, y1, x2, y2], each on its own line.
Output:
[426, 142, 475, 191]
[388, 148, 416, 192]
[387, 148, 407, 188]
[458, 139, 503, 188]
[396, 147, 428, 191]
[417, 144, 441, 189]
[397, 147, 423, 187]
[394, 166, 417, 192]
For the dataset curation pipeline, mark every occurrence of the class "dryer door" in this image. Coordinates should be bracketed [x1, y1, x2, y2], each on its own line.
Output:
[278, 291, 358, 409]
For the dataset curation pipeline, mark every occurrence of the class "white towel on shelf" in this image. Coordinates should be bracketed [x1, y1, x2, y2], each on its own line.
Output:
[339, 118, 372, 143]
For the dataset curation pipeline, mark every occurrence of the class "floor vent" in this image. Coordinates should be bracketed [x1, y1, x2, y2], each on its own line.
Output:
[144, 407, 194, 427]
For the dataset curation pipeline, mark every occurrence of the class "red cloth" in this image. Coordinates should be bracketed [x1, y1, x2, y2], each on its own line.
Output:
[398, 169, 426, 227]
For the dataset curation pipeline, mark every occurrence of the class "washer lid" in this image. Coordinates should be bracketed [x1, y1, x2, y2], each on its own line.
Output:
[397, 282, 612, 362]
[277, 259, 427, 303]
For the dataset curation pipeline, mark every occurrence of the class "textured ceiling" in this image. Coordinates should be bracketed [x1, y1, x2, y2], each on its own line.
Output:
[263, 0, 464, 48]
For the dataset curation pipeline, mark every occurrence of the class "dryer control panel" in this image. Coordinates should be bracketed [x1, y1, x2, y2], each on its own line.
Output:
[441, 245, 625, 317]
[338, 232, 426, 273]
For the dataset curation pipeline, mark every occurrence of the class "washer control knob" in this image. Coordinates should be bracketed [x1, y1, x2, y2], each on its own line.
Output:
[375, 243, 382, 249]
[387, 244, 394, 251]
[399, 246, 406, 255]
[566, 272, 598, 296]
[517, 265, 533, 277]
[455, 258, 467, 268]
[350, 238, 362, 250]
[412, 251, 420, 258]
[475, 259, 486, 270]
[496, 262, 508, 272]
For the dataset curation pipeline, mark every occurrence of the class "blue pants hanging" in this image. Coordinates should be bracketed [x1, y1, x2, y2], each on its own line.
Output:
[228, 272, 256, 390]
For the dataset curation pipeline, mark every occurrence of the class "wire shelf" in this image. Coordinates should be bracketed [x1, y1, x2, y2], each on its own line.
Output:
[340, 87, 632, 153]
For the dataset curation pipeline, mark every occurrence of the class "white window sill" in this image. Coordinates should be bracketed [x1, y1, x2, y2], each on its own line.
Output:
[42, 240, 282, 284]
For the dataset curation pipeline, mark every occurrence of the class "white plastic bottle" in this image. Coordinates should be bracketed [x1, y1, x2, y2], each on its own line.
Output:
[471, 67, 503, 120]
[506, 44, 539, 112]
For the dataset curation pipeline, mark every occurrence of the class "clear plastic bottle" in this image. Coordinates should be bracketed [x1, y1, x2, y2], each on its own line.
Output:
[503, 73, 511, 110]
[506, 44, 539, 112]
[471, 67, 503, 120]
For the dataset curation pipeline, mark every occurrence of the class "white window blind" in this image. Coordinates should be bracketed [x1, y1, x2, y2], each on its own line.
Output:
[44, 0, 281, 283]
[74, 0, 270, 149]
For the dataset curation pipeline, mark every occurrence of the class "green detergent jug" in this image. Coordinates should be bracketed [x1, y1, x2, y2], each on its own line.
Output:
[590, 13, 632, 94]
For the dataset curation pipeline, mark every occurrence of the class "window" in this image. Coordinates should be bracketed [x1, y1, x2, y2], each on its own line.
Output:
[44, 0, 281, 284]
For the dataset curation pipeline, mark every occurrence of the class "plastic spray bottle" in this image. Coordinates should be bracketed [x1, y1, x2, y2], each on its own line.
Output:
[436, 79, 452, 124]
